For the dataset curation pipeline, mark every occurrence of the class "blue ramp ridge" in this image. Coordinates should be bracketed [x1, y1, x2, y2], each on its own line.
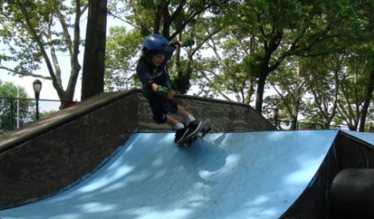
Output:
[0, 130, 338, 219]
[343, 130, 374, 146]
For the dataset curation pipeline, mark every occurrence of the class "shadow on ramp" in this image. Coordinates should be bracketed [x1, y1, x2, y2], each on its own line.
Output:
[0, 130, 340, 219]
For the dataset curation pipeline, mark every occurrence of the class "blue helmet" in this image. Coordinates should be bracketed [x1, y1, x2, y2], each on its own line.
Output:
[142, 34, 171, 54]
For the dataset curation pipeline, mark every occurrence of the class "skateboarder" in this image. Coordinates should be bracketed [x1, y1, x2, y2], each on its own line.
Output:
[136, 34, 202, 143]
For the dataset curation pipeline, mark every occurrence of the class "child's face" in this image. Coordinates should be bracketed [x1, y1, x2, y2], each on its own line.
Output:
[151, 53, 165, 67]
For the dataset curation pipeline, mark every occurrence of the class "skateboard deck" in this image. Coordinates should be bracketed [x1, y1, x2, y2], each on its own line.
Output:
[178, 118, 211, 147]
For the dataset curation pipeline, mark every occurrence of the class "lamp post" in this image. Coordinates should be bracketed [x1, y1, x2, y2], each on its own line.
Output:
[273, 107, 279, 129]
[33, 80, 42, 120]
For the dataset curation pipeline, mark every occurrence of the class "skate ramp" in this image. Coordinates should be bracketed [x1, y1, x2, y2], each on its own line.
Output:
[0, 130, 338, 219]
[0, 89, 275, 209]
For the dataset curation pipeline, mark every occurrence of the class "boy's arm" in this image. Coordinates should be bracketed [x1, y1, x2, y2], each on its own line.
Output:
[137, 63, 171, 97]
[149, 81, 175, 98]
[149, 81, 168, 95]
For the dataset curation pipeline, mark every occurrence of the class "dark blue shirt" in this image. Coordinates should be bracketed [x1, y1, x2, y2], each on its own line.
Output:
[136, 49, 174, 97]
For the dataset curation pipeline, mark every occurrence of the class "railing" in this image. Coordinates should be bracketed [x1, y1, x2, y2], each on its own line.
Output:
[274, 119, 373, 132]
[0, 97, 69, 134]
[1, 96, 372, 134]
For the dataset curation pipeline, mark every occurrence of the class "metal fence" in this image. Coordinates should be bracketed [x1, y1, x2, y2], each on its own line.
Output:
[274, 119, 373, 132]
[0, 97, 64, 134]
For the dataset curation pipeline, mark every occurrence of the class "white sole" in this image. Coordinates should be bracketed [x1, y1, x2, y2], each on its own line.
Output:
[183, 121, 203, 140]
[176, 128, 190, 144]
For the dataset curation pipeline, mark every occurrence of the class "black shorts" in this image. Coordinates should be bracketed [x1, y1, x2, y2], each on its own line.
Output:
[147, 92, 178, 124]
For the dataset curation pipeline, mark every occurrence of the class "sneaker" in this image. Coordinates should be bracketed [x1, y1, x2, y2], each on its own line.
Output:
[174, 127, 189, 144]
[184, 120, 203, 139]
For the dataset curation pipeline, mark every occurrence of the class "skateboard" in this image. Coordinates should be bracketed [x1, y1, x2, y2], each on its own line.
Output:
[178, 118, 211, 147]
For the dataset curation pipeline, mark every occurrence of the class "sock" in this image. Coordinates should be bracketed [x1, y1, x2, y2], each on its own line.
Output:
[174, 122, 185, 130]
[187, 114, 196, 123]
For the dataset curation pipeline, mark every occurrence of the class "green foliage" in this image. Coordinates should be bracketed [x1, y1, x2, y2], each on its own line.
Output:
[124, 0, 228, 38]
[243, 52, 264, 78]
[105, 27, 142, 91]
[0, 81, 33, 131]
[1, 1, 65, 73]
[298, 55, 341, 127]
[172, 62, 192, 94]
[335, 50, 373, 130]
[0, 0, 87, 105]
[1, 0, 373, 129]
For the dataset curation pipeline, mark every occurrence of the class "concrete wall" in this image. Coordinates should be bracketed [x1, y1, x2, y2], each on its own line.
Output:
[137, 92, 275, 132]
[0, 91, 136, 209]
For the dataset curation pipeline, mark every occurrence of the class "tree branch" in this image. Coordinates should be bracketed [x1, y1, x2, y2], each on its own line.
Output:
[54, 3, 73, 54]
[0, 66, 52, 80]
[17, 1, 62, 93]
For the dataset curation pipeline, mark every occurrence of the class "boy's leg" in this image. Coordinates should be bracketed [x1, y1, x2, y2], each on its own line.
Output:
[162, 99, 202, 143]
[176, 105, 202, 139]
[147, 94, 189, 143]
[165, 115, 182, 129]
[176, 105, 189, 118]
[162, 99, 195, 127]
[165, 115, 190, 143]
[177, 105, 197, 124]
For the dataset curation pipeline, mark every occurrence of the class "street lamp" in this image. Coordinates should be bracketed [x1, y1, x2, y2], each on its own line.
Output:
[273, 107, 279, 129]
[33, 79, 42, 120]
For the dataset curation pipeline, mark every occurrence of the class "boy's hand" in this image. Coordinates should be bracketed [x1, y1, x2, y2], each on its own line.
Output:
[182, 38, 195, 47]
[155, 85, 169, 96]
[170, 41, 181, 49]
[167, 89, 176, 99]
[169, 37, 195, 49]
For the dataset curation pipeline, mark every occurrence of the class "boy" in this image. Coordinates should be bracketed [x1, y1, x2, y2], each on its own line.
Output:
[136, 34, 202, 143]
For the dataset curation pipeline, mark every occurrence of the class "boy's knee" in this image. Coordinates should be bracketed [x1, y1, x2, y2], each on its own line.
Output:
[163, 101, 178, 114]
[153, 114, 167, 124]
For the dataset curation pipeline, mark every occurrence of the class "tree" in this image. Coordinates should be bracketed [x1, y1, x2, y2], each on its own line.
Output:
[360, 56, 374, 131]
[124, 0, 226, 39]
[227, 0, 367, 114]
[0, 81, 33, 131]
[357, 0, 374, 131]
[0, 0, 88, 107]
[267, 59, 308, 130]
[336, 51, 373, 130]
[300, 55, 341, 129]
[106, 0, 231, 94]
[171, 15, 226, 94]
[81, 0, 108, 101]
[179, 12, 258, 103]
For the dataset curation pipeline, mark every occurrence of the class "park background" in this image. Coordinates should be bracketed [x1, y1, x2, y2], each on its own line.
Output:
[0, 0, 373, 133]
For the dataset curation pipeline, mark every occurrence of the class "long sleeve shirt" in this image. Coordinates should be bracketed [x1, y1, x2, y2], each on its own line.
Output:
[136, 49, 174, 98]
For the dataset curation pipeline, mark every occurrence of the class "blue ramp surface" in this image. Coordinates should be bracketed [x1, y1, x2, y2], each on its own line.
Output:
[0, 131, 338, 219]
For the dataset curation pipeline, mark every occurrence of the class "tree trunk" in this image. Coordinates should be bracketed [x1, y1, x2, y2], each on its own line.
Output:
[81, 0, 107, 101]
[255, 73, 268, 113]
[291, 116, 298, 130]
[359, 69, 374, 132]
